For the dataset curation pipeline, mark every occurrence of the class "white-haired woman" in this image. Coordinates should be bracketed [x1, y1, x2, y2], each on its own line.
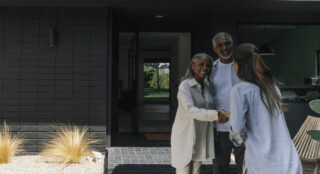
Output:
[171, 53, 229, 174]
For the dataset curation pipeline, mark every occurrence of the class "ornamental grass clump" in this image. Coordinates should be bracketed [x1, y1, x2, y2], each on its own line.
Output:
[40, 126, 97, 163]
[0, 122, 23, 164]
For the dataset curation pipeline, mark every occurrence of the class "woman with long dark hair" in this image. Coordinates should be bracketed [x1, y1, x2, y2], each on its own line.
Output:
[229, 43, 302, 174]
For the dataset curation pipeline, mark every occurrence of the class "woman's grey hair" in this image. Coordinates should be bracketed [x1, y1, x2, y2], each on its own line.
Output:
[180, 53, 214, 82]
[212, 32, 233, 48]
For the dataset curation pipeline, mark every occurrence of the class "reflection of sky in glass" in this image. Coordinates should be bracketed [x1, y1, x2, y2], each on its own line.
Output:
[144, 62, 170, 73]
[145, 63, 169, 68]
[159, 63, 169, 68]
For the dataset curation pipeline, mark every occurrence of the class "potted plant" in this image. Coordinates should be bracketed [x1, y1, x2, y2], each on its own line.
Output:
[307, 99, 320, 141]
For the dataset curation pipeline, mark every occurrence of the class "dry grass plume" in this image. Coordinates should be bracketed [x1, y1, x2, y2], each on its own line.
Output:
[0, 122, 23, 163]
[40, 126, 97, 163]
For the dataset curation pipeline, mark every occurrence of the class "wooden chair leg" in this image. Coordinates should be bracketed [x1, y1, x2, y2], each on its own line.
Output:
[314, 161, 319, 174]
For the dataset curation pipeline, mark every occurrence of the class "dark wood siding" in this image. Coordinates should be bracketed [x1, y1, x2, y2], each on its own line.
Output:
[0, 6, 110, 152]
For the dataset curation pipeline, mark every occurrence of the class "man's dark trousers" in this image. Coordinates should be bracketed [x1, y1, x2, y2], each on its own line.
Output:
[213, 132, 245, 174]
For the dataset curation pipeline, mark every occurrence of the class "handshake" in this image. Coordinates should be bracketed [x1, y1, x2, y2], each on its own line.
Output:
[217, 110, 230, 124]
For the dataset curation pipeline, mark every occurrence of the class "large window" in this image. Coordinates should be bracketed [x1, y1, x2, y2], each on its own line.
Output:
[143, 61, 170, 99]
[238, 24, 320, 85]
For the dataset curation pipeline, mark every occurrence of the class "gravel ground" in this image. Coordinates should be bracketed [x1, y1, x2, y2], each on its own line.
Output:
[0, 155, 105, 174]
[0, 154, 317, 174]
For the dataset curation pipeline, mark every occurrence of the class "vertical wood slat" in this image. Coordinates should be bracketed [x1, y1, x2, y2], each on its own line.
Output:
[294, 117, 311, 157]
[307, 120, 317, 159]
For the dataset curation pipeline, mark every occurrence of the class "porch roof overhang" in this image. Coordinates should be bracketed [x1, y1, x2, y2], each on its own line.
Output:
[0, 0, 320, 18]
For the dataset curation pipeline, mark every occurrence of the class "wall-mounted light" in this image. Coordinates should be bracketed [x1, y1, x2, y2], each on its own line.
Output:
[155, 14, 164, 19]
[49, 28, 56, 47]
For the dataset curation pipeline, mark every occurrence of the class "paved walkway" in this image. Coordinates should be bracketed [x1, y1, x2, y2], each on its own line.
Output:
[107, 147, 235, 174]
[107, 146, 318, 174]
[108, 147, 171, 168]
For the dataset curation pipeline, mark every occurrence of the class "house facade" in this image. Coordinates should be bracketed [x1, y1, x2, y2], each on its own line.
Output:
[0, 1, 320, 151]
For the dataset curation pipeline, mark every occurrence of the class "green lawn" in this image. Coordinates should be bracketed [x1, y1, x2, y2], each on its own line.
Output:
[144, 88, 169, 98]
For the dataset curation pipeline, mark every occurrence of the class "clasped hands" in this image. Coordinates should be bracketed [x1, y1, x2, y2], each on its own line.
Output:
[217, 110, 230, 123]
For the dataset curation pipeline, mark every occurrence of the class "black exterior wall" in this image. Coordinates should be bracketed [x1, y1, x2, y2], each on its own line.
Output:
[0, 6, 110, 152]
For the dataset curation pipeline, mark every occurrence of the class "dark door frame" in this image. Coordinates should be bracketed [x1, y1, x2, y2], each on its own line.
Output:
[110, 12, 194, 139]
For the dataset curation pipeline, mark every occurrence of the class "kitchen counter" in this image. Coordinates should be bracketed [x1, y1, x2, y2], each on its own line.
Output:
[280, 85, 320, 102]
[283, 101, 318, 138]
[278, 85, 320, 138]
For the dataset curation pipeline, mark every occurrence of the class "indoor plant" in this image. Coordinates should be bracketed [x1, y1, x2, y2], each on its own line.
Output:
[307, 99, 320, 141]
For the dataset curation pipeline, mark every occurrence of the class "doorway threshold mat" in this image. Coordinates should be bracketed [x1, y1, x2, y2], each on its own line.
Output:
[144, 133, 171, 141]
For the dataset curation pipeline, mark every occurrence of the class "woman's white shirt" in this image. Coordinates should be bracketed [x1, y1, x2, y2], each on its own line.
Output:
[171, 78, 218, 168]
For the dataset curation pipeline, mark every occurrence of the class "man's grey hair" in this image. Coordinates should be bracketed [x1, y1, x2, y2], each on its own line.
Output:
[212, 32, 233, 48]
[180, 53, 214, 82]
